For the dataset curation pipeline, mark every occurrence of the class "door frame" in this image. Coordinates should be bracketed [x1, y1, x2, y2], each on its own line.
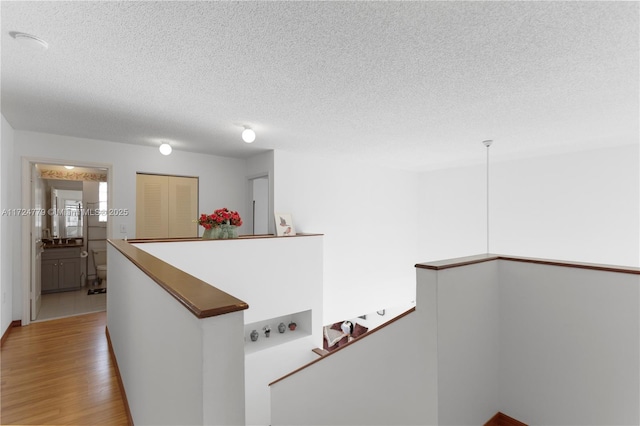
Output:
[21, 157, 113, 326]
[30, 163, 42, 320]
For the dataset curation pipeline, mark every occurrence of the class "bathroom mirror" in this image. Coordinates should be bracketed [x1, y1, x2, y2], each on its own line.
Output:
[50, 188, 83, 238]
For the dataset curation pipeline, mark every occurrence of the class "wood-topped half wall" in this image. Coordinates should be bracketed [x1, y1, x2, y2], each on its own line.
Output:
[270, 253, 640, 426]
[108, 238, 248, 318]
[107, 233, 324, 426]
[108, 233, 322, 319]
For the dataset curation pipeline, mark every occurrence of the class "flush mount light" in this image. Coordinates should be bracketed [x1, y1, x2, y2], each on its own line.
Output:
[242, 128, 256, 144]
[10, 31, 49, 51]
[159, 143, 172, 155]
[64, 166, 75, 170]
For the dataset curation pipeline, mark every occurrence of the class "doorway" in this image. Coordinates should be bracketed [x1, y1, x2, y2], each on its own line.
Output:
[22, 159, 112, 325]
[248, 174, 271, 235]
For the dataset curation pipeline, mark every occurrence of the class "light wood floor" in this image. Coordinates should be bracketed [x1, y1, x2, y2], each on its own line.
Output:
[1, 312, 130, 425]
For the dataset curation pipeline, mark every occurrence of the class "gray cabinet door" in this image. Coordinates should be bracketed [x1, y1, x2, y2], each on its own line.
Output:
[59, 257, 81, 290]
[41, 249, 81, 293]
[41, 259, 58, 292]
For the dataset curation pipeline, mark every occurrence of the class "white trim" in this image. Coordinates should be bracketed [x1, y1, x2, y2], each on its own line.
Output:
[21, 156, 113, 326]
[21, 158, 30, 325]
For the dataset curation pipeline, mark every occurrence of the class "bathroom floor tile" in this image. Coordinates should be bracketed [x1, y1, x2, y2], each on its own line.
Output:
[36, 286, 106, 322]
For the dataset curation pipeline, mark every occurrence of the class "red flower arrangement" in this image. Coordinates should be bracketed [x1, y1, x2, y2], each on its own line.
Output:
[197, 208, 243, 229]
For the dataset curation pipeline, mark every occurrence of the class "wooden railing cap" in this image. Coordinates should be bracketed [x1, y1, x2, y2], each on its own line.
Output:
[416, 253, 640, 275]
[108, 239, 249, 319]
[125, 232, 323, 245]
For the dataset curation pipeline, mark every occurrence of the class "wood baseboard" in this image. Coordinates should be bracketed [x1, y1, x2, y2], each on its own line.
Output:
[1, 320, 22, 348]
[105, 326, 134, 426]
[484, 412, 528, 426]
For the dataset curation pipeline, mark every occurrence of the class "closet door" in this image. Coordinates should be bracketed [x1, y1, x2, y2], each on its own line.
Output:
[136, 173, 198, 238]
[136, 174, 169, 238]
[168, 176, 198, 238]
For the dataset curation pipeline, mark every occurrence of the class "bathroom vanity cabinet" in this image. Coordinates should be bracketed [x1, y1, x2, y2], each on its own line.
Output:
[41, 247, 82, 293]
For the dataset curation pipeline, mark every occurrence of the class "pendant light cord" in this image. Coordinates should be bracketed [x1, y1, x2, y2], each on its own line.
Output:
[482, 140, 493, 254]
[486, 145, 490, 254]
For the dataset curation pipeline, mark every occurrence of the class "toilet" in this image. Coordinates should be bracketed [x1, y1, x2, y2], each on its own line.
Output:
[92, 249, 107, 285]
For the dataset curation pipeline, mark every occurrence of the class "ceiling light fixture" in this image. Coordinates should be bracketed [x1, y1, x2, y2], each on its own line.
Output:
[242, 127, 256, 144]
[159, 143, 172, 156]
[64, 166, 75, 170]
[10, 31, 49, 51]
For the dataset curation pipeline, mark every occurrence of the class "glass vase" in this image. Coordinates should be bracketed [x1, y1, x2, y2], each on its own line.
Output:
[220, 224, 238, 239]
[202, 227, 222, 239]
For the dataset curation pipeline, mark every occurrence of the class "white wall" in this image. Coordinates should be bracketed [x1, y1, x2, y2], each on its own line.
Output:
[436, 263, 500, 425]
[271, 304, 439, 426]
[417, 164, 486, 261]
[108, 245, 205, 425]
[271, 270, 439, 426]
[417, 144, 640, 268]
[271, 257, 640, 426]
[135, 236, 323, 425]
[341, 302, 416, 332]
[201, 310, 246, 426]
[136, 237, 323, 327]
[273, 150, 420, 324]
[498, 260, 640, 425]
[245, 336, 317, 425]
[493, 144, 640, 267]
[107, 244, 245, 425]
[11, 130, 247, 322]
[1, 115, 15, 335]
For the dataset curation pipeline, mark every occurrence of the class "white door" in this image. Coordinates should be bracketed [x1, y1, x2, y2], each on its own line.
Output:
[31, 164, 44, 320]
[251, 177, 269, 235]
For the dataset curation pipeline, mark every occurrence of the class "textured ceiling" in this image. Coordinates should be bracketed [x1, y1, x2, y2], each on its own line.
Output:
[1, 1, 638, 170]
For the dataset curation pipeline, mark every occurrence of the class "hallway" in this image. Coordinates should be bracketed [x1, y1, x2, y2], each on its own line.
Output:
[0, 312, 130, 425]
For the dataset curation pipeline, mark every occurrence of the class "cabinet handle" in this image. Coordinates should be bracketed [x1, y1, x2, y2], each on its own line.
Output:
[60, 262, 63, 266]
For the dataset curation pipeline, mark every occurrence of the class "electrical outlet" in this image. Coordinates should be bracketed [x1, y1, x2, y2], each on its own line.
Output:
[120, 224, 127, 234]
